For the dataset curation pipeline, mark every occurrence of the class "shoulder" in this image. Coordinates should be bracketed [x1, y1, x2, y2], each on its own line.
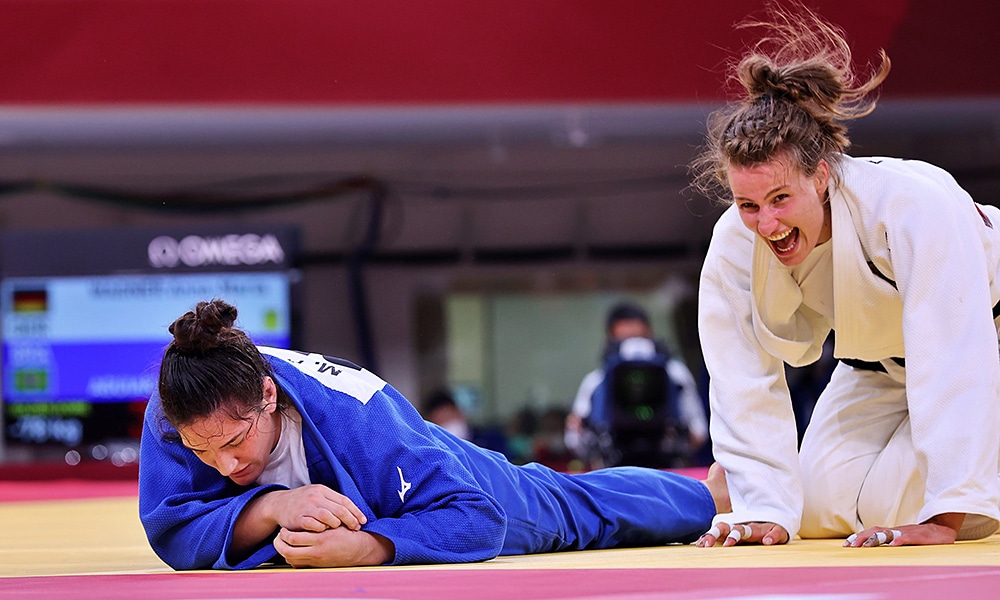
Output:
[702, 204, 754, 282]
[709, 203, 747, 237]
[705, 204, 753, 257]
[260, 346, 389, 405]
[836, 155, 973, 231]
[583, 368, 603, 382]
[577, 369, 603, 393]
[843, 155, 952, 177]
[141, 390, 179, 441]
[665, 358, 695, 382]
[839, 156, 962, 201]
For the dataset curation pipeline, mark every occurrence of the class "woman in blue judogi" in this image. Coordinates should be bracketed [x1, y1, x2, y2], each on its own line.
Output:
[139, 299, 723, 570]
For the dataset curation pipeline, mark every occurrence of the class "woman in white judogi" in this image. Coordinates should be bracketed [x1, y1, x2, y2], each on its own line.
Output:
[691, 6, 1000, 548]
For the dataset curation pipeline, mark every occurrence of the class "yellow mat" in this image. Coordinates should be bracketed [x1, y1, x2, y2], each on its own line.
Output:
[2, 495, 998, 578]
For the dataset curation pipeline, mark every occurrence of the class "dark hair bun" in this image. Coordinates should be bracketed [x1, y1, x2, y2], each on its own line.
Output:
[168, 299, 239, 353]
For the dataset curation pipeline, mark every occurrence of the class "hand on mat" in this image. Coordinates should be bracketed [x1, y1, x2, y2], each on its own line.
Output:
[843, 515, 961, 548]
[274, 526, 394, 568]
[696, 521, 789, 547]
[266, 484, 367, 533]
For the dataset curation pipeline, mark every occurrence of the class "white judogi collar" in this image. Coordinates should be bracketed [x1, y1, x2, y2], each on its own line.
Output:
[750, 225, 828, 368]
[748, 179, 906, 367]
[828, 179, 905, 361]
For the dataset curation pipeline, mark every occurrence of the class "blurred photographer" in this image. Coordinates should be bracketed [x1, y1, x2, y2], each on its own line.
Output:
[565, 302, 707, 469]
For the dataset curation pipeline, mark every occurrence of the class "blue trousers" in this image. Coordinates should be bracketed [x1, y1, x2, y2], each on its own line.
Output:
[498, 464, 715, 554]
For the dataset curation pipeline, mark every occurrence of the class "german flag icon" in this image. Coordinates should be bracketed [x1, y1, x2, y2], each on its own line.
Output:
[12, 289, 48, 313]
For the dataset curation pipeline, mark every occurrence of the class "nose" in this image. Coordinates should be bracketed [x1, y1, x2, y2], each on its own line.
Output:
[214, 451, 240, 477]
[756, 205, 781, 236]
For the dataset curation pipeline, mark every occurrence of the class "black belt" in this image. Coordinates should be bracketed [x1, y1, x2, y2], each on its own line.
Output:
[841, 357, 905, 373]
[844, 298, 1000, 372]
[851, 261, 1000, 372]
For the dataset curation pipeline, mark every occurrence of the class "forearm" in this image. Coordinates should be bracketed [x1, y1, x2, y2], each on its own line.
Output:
[923, 512, 964, 538]
[348, 531, 395, 566]
[231, 490, 284, 557]
[700, 289, 804, 532]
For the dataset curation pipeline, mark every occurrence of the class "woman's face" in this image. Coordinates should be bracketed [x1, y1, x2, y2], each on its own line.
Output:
[729, 156, 831, 267]
[177, 376, 281, 486]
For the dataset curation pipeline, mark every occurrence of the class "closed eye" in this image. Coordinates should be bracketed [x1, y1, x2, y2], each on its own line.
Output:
[225, 431, 250, 448]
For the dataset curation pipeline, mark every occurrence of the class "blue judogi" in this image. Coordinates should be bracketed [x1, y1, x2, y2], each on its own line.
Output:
[139, 347, 715, 570]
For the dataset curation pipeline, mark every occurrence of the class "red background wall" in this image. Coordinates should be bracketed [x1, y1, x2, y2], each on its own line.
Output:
[0, 0, 994, 105]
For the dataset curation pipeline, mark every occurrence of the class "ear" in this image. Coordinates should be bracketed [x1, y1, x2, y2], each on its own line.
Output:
[262, 376, 278, 413]
[814, 159, 831, 198]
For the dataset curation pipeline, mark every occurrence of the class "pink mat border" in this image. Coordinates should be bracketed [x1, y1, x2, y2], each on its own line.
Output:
[3, 566, 998, 599]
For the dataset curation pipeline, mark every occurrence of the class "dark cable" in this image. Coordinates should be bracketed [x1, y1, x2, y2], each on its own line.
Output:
[347, 183, 386, 373]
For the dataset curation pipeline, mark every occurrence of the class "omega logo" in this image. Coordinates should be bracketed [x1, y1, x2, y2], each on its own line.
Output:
[147, 234, 285, 268]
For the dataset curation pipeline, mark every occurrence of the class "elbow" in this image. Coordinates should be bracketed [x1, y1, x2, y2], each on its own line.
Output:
[141, 519, 222, 571]
[149, 540, 202, 571]
[148, 536, 215, 571]
[447, 498, 508, 562]
[480, 499, 508, 559]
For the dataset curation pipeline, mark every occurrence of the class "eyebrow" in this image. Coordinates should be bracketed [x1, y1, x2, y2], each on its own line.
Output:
[181, 424, 249, 451]
[220, 430, 246, 447]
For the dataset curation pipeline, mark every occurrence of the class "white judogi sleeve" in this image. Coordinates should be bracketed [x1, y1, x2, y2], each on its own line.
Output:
[698, 205, 806, 536]
[839, 158, 1000, 527]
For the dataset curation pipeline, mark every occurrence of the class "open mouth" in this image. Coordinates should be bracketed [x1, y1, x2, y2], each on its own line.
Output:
[767, 228, 799, 255]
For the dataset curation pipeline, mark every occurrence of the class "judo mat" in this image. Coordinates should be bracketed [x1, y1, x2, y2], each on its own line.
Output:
[1, 470, 998, 599]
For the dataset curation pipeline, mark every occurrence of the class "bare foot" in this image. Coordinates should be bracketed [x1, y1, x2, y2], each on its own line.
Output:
[701, 463, 731, 514]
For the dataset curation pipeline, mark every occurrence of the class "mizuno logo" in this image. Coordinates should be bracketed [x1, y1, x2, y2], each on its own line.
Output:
[397, 466, 412, 503]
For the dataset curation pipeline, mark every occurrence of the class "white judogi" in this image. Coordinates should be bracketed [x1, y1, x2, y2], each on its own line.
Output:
[699, 155, 1000, 540]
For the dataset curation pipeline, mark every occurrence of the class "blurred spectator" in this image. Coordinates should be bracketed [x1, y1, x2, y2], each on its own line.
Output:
[422, 388, 509, 457]
[504, 406, 538, 465]
[423, 388, 472, 440]
[532, 406, 575, 471]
